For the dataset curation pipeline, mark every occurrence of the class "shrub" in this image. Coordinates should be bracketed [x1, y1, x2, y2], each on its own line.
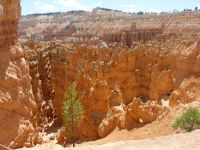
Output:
[172, 107, 200, 132]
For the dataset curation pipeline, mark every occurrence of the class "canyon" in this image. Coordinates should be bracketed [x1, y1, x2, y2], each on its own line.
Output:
[0, 0, 200, 149]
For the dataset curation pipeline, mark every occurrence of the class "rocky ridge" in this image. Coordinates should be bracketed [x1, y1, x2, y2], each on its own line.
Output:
[19, 10, 200, 44]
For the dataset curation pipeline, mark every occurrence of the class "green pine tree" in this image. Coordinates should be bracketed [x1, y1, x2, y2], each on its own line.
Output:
[30, 34, 37, 41]
[62, 82, 85, 147]
[172, 107, 200, 132]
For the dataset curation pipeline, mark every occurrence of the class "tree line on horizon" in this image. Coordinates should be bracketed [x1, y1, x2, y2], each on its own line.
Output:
[25, 6, 199, 16]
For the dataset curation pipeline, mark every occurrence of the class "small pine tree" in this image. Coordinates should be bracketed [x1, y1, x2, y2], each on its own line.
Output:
[195, 6, 198, 12]
[62, 82, 85, 147]
[172, 107, 200, 132]
[30, 34, 37, 41]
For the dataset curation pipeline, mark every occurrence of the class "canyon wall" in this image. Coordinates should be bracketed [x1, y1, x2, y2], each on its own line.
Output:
[23, 41, 56, 127]
[25, 34, 200, 144]
[0, 1, 53, 148]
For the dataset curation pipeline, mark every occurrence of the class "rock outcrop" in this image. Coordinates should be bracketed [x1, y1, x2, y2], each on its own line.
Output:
[0, 1, 56, 148]
[98, 105, 126, 138]
[98, 98, 162, 138]
[0, 0, 41, 148]
[169, 76, 200, 107]
[23, 42, 56, 128]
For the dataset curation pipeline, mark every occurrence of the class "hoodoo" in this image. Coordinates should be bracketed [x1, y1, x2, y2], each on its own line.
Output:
[1, 1, 200, 149]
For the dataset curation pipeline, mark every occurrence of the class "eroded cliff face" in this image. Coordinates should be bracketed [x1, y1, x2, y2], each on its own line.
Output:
[23, 42, 56, 127]
[0, 0, 37, 148]
[0, 44, 41, 148]
[0, 0, 53, 148]
[24, 34, 200, 144]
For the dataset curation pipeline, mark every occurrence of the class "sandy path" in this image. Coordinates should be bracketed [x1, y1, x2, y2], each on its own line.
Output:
[18, 129, 200, 150]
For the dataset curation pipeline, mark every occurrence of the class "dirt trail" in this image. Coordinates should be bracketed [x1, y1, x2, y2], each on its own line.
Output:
[18, 130, 200, 150]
